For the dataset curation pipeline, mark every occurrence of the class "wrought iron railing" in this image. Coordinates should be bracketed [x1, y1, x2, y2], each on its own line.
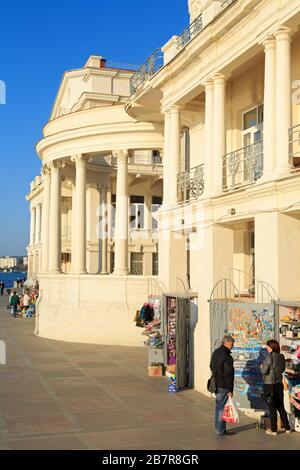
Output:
[289, 124, 300, 166]
[107, 154, 163, 167]
[104, 61, 139, 72]
[222, 140, 264, 191]
[177, 14, 203, 51]
[130, 48, 164, 95]
[177, 164, 205, 202]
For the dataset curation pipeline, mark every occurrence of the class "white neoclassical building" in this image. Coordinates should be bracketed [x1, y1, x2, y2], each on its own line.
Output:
[28, 0, 300, 395]
[127, 0, 300, 394]
[27, 56, 164, 346]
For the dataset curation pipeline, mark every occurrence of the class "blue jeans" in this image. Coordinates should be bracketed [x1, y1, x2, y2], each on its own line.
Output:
[215, 388, 229, 435]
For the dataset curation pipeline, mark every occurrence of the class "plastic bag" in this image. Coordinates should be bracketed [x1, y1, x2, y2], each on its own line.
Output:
[221, 396, 239, 423]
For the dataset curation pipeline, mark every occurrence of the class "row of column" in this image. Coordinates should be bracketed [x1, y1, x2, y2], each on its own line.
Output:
[162, 27, 293, 203]
[41, 151, 130, 275]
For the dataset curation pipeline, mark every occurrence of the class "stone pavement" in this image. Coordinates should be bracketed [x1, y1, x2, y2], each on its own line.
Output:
[0, 294, 299, 450]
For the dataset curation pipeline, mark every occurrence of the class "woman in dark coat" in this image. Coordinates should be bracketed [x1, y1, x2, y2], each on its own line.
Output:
[260, 339, 291, 435]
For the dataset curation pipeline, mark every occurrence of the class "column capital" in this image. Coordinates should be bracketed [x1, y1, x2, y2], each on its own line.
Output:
[71, 154, 90, 167]
[112, 149, 129, 164]
[204, 79, 214, 90]
[213, 73, 226, 84]
[42, 166, 51, 177]
[273, 26, 294, 42]
[161, 104, 181, 115]
[47, 160, 65, 172]
[260, 35, 276, 48]
[99, 184, 108, 197]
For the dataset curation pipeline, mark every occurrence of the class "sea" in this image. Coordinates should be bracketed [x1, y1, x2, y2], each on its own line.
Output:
[0, 272, 27, 289]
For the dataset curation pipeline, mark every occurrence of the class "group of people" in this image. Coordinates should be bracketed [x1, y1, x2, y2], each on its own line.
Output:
[210, 335, 291, 436]
[8, 288, 38, 318]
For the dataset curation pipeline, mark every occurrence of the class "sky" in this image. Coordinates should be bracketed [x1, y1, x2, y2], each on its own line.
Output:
[0, 0, 189, 256]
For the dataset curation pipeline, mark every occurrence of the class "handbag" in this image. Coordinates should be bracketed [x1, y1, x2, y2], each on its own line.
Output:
[207, 374, 217, 394]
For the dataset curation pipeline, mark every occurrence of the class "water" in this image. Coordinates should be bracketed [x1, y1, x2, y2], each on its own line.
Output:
[0, 272, 27, 289]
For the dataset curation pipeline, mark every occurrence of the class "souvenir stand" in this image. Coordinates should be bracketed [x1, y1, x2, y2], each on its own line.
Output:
[275, 301, 300, 432]
[138, 294, 190, 392]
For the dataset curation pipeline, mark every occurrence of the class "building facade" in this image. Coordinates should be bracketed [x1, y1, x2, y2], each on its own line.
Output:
[0, 257, 18, 269]
[27, 56, 164, 346]
[28, 0, 300, 395]
[127, 0, 300, 393]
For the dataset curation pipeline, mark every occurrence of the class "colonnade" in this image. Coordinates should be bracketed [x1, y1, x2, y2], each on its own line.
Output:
[162, 27, 293, 203]
[40, 151, 130, 275]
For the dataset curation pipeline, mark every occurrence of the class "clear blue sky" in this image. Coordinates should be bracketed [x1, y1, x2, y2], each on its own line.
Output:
[0, 0, 189, 256]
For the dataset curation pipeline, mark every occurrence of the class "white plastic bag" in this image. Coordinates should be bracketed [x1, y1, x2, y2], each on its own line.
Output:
[222, 396, 239, 423]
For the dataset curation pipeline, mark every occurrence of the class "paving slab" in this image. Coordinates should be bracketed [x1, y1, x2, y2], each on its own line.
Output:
[0, 293, 300, 450]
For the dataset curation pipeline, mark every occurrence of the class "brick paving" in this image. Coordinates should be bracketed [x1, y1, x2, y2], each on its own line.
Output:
[0, 293, 299, 450]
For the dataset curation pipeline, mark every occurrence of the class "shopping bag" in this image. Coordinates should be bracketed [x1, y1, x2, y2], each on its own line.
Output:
[221, 396, 239, 423]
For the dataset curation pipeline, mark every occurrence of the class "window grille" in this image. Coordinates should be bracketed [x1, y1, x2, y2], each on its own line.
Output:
[152, 253, 159, 276]
[130, 253, 144, 275]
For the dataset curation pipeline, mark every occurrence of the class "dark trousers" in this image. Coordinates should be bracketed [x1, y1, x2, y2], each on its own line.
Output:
[264, 383, 290, 432]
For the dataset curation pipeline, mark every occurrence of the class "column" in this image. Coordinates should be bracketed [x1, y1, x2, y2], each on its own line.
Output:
[113, 150, 129, 275]
[41, 167, 51, 272]
[204, 80, 214, 192]
[71, 155, 87, 274]
[213, 74, 226, 192]
[162, 109, 171, 204]
[48, 161, 63, 273]
[100, 185, 108, 274]
[35, 204, 42, 244]
[107, 183, 112, 273]
[168, 106, 181, 204]
[262, 38, 276, 179]
[275, 27, 293, 174]
[30, 207, 36, 245]
[70, 182, 76, 272]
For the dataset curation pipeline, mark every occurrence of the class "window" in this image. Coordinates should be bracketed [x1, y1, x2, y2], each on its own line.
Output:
[243, 105, 264, 144]
[111, 195, 116, 232]
[151, 196, 162, 230]
[130, 195, 144, 229]
[130, 253, 144, 275]
[152, 253, 159, 275]
[152, 150, 162, 165]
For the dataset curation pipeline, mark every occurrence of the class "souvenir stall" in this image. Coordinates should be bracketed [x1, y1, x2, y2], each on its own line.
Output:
[276, 301, 300, 432]
[136, 294, 190, 393]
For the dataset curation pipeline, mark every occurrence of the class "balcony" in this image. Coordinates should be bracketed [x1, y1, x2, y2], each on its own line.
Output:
[106, 154, 163, 168]
[129, 0, 236, 97]
[222, 140, 263, 191]
[130, 49, 164, 96]
[177, 164, 205, 202]
[289, 124, 300, 168]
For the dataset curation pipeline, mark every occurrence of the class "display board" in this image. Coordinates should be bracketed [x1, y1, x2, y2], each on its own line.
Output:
[227, 302, 275, 409]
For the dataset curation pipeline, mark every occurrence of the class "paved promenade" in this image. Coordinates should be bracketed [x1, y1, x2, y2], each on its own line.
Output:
[0, 294, 299, 450]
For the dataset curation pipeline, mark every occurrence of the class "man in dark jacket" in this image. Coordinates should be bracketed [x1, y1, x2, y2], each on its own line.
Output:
[210, 335, 235, 436]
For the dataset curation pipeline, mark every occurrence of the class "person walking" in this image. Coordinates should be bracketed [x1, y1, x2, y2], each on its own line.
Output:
[260, 339, 291, 436]
[9, 291, 20, 318]
[210, 335, 235, 436]
[0, 281, 5, 295]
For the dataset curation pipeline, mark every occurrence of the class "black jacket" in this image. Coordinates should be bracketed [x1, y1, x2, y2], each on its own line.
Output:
[260, 351, 286, 385]
[210, 344, 235, 393]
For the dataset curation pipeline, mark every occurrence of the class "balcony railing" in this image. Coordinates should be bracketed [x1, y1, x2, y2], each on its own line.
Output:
[177, 164, 205, 202]
[177, 14, 203, 52]
[104, 61, 139, 72]
[107, 154, 163, 167]
[222, 140, 263, 191]
[130, 48, 164, 96]
[289, 124, 300, 167]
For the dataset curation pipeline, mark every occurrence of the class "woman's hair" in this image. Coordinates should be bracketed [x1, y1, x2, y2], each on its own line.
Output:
[266, 339, 280, 353]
